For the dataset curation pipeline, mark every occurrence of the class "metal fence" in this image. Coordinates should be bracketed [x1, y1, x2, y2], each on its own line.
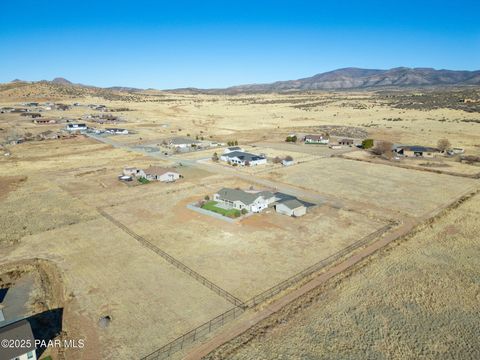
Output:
[141, 306, 245, 360]
[244, 223, 394, 307]
[98, 208, 244, 307]
[139, 222, 395, 360]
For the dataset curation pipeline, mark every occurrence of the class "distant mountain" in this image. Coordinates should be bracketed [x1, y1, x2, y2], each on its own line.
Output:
[51, 77, 73, 85]
[219, 67, 480, 93]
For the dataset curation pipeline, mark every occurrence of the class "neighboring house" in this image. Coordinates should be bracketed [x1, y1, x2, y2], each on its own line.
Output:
[32, 118, 57, 125]
[144, 167, 181, 182]
[394, 145, 439, 158]
[0, 319, 37, 360]
[304, 134, 329, 145]
[105, 128, 129, 135]
[122, 167, 146, 178]
[213, 188, 277, 213]
[168, 137, 200, 149]
[223, 146, 244, 154]
[220, 151, 267, 166]
[282, 159, 295, 166]
[275, 199, 307, 217]
[65, 123, 87, 132]
[338, 138, 354, 146]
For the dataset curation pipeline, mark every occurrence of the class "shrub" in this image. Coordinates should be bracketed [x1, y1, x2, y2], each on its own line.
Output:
[273, 156, 282, 164]
[362, 138, 374, 149]
[284, 155, 293, 161]
[204, 195, 210, 201]
[241, 208, 248, 215]
[285, 135, 297, 142]
[138, 177, 150, 184]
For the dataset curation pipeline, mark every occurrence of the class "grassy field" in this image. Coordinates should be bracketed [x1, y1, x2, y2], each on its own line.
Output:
[262, 157, 478, 217]
[0, 86, 479, 360]
[214, 192, 480, 360]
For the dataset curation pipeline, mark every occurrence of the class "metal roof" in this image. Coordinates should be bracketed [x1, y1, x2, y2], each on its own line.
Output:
[222, 151, 266, 162]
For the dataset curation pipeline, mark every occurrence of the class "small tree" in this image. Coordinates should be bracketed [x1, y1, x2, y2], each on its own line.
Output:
[241, 208, 248, 215]
[362, 139, 374, 149]
[212, 152, 219, 161]
[204, 195, 210, 201]
[284, 155, 293, 162]
[437, 138, 451, 152]
[285, 135, 297, 143]
[234, 140, 238, 146]
[273, 156, 282, 164]
[372, 141, 393, 159]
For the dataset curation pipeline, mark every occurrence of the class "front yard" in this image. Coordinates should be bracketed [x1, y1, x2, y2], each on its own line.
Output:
[201, 200, 241, 218]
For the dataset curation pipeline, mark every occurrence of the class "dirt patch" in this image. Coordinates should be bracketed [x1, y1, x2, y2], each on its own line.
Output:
[0, 176, 27, 200]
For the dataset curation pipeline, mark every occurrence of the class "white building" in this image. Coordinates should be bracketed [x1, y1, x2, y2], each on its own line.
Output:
[144, 167, 181, 182]
[220, 151, 267, 166]
[275, 199, 307, 217]
[168, 137, 200, 149]
[213, 188, 277, 213]
[65, 123, 87, 132]
[304, 134, 329, 145]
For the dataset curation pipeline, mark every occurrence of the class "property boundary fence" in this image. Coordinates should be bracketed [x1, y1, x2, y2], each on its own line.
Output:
[97, 208, 244, 307]
[140, 222, 395, 360]
[244, 223, 394, 307]
[141, 306, 245, 360]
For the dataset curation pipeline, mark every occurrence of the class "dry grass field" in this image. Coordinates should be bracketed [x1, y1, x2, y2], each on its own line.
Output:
[1, 84, 479, 360]
[263, 157, 478, 217]
[211, 192, 480, 360]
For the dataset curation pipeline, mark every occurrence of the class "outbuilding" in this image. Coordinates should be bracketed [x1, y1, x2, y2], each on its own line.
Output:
[275, 199, 307, 217]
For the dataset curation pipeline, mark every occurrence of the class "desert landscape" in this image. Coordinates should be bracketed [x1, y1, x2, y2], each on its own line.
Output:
[0, 75, 479, 360]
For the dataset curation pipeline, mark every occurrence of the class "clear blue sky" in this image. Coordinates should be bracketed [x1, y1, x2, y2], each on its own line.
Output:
[0, 0, 479, 89]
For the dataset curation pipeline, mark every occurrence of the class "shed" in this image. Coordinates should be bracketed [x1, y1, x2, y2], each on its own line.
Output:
[275, 199, 307, 217]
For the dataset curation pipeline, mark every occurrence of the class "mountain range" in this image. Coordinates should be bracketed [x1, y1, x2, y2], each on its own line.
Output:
[7, 67, 480, 93]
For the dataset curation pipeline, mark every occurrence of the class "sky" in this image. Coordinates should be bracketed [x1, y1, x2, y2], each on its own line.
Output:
[0, 0, 479, 89]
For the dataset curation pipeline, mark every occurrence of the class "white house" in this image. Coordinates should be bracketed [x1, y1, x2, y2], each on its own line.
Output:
[65, 123, 87, 132]
[105, 128, 129, 135]
[220, 151, 267, 166]
[282, 159, 295, 166]
[0, 319, 37, 360]
[144, 167, 181, 182]
[122, 167, 146, 178]
[168, 137, 200, 149]
[223, 146, 244, 154]
[304, 134, 329, 145]
[213, 188, 277, 213]
[275, 199, 307, 217]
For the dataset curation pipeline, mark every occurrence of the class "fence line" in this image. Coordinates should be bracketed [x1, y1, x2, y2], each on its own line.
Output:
[244, 223, 394, 307]
[141, 306, 245, 360]
[97, 208, 244, 307]
[140, 222, 395, 360]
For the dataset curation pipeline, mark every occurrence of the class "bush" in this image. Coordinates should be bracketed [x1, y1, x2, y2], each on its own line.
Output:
[204, 195, 210, 201]
[138, 177, 150, 184]
[284, 155, 293, 161]
[285, 135, 297, 142]
[273, 156, 282, 164]
[362, 138, 374, 149]
[241, 208, 248, 215]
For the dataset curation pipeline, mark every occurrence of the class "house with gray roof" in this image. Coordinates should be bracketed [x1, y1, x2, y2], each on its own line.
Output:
[213, 188, 277, 213]
[0, 319, 37, 360]
[168, 137, 200, 149]
[220, 151, 267, 166]
[275, 199, 307, 217]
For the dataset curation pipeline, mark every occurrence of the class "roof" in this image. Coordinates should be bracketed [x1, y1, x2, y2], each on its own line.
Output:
[304, 135, 326, 140]
[169, 137, 199, 145]
[67, 123, 86, 127]
[144, 166, 178, 177]
[0, 319, 36, 359]
[216, 188, 273, 205]
[222, 151, 266, 162]
[400, 145, 439, 153]
[279, 199, 305, 210]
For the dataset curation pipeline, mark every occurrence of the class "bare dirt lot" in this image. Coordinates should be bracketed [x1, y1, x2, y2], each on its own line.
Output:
[209, 192, 480, 360]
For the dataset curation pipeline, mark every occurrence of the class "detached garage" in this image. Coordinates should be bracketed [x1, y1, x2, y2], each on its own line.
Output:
[275, 199, 307, 217]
